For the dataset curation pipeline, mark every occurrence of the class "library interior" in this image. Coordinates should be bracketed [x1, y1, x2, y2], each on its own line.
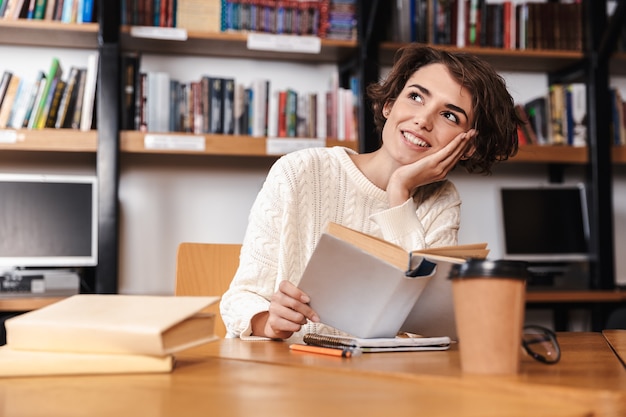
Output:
[0, 0, 626, 416]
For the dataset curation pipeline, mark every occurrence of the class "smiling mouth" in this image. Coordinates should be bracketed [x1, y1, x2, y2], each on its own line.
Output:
[403, 131, 430, 147]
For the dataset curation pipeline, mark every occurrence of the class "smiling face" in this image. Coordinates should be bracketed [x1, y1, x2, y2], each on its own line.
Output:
[381, 63, 475, 165]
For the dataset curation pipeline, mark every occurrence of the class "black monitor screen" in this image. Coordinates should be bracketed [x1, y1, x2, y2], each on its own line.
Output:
[500, 185, 589, 261]
[0, 174, 97, 269]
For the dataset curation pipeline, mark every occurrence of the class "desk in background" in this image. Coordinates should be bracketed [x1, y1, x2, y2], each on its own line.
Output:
[526, 289, 626, 331]
[0, 332, 624, 417]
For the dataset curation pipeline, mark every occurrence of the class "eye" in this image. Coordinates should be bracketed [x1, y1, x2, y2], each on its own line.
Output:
[442, 111, 459, 124]
[408, 91, 424, 104]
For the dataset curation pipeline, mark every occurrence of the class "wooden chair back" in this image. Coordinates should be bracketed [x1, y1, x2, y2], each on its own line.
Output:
[175, 242, 241, 338]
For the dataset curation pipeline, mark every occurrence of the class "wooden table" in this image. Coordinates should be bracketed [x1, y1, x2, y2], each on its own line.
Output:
[0, 332, 623, 417]
[603, 329, 626, 367]
[0, 296, 65, 312]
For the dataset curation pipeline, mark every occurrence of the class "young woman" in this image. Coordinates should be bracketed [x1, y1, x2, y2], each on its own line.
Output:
[220, 44, 520, 340]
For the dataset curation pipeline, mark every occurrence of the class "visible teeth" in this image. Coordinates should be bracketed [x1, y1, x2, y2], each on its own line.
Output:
[403, 132, 429, 147]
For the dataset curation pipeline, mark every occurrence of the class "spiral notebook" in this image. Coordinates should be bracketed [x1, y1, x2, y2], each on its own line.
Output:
[302, 333, 451, 353]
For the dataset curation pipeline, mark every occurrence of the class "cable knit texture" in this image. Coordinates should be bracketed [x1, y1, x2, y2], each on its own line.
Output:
[220, 146, 461, 340]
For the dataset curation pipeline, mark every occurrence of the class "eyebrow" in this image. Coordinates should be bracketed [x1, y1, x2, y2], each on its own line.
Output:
[409, 83, 470, 122]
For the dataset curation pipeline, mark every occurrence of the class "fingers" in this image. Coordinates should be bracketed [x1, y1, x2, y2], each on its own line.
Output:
[263, 281, 320, 339]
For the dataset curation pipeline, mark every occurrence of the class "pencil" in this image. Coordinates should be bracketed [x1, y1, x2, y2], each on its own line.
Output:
[289, 343, 361, 358]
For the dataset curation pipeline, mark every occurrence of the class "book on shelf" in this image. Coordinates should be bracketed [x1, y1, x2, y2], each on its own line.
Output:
[611, 88, 626, 146]
[54, 66, 82, 129]
[301, 333, 452, 353]
[146, 71, 171, 133]
[297, 222, 489, 339]
[524, 96, 548, 145]
[514, 103, 537, 145]
[7, 78, 34, 129]
[0, 71, 13, 110]
[567, 83, 587, 147]
[120, 53, 139, 131]
[222, 77, 235, 135]
[79, 52, 98, 131]
[43, 78, 66, 128]
[69, 67, 87, 129]
[176, 0, 220, 32]
[0, 72, 20, 128]
[208, 76, 223, 134]
[32, 57, 62, 129]
[20, 71, 45, 129]
[5, 294, 220, 356]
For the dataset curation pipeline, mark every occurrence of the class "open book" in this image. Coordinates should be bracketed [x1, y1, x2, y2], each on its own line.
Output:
[1, 294, 220, 376]
[298, 222, 488, 339]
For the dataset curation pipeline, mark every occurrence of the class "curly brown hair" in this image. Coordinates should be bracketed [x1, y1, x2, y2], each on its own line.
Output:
[367, 44, 520, 175]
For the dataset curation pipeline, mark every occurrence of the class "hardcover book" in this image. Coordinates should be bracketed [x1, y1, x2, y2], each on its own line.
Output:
[0, 347, 174, 377]
[297, 222, 488, 339]
[5, 294, 220, 356]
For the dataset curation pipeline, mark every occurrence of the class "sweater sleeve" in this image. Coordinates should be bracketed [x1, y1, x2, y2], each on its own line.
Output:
[369, 180, 461, 250]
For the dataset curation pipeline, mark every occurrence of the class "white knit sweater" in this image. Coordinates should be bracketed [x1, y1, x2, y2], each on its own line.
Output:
[220, 146, 461, 339]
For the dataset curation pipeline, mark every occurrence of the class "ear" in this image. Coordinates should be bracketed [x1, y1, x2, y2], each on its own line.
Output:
[382, 102, 392, 118]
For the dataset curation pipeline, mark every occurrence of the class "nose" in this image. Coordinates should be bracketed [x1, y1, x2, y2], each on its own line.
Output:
[413, 108, 434, 132]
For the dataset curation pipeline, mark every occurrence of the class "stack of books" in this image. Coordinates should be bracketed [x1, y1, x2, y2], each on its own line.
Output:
[0, 294, 220, 376]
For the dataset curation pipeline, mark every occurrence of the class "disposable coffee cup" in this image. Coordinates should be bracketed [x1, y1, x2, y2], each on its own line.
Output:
[449, 259, 528, 375]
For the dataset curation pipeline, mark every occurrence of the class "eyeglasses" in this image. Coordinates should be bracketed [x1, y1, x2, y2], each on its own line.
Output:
[522, 325, 561, 364]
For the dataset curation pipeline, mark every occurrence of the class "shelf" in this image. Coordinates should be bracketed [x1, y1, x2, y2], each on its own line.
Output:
[120, 131, 359, 156]
[380, 43, 584, 73]
[120, 27, 358, 63]
[511, 145, 626, 164]
[511, 145, 588, 164]
[0, 20, 98, 49]
[0, 128, 97, 152]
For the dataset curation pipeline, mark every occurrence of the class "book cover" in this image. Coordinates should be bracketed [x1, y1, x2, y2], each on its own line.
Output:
[524, 96, 548, 144]
[514, 103, 537, 145]
[297, 222, 488, 339]
[79, 52, 98, 131]
[0, 346, 174, 377]
[0, 71, 13, 109]
[33, 57, 62, 129]
[176, 0, 221, 32]
[69, 68, 87, 129]
[208, 76, 223, 134]
[0, 73, 20, 128]
[548, 84, 566, 145]
[146, 71, 171, 133]
[21, 72, 45, 128]
[222, 77, 235, 135]
[55, 66, 81, 128]
[7, 78, 33, 129]
[44, 78, 66, 128]
[43, 0, 56, 20]
[5, 294, 220, 356]
[33, 0, 46, 19]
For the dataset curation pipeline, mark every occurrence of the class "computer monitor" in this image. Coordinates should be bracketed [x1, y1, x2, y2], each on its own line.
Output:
[0, 173, 98, 271]
[499, 183, 590, 262]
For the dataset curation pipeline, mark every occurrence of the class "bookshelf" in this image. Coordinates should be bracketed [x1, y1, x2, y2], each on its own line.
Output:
[1, 1, 624, 298]
[359, 0, 624, 292]
[0, 8, 113, 297]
